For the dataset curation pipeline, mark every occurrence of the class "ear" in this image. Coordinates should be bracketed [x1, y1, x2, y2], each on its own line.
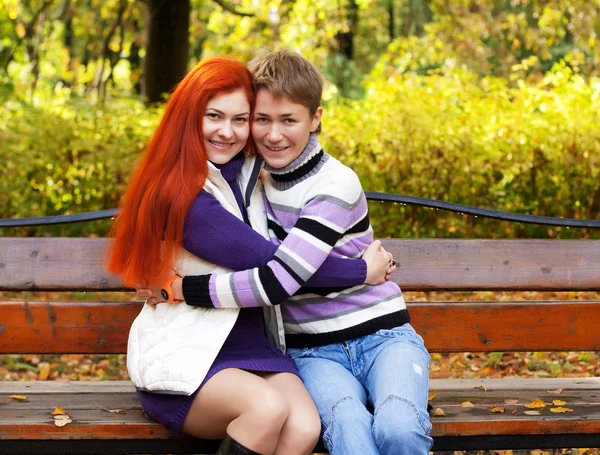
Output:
[310, 106, 323, 133]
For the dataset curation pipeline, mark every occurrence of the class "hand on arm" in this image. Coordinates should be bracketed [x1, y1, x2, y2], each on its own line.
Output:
[362, 240, 396, 285]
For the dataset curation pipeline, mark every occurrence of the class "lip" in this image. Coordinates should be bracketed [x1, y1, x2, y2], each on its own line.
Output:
[263, 145, 290, 152]
[208, 140, 235, 150]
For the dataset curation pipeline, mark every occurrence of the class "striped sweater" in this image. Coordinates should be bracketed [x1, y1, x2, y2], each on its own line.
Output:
[183, 135, 410, 348]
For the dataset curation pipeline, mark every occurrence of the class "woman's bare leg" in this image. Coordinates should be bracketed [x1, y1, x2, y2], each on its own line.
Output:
[261, 372, 321, 455]
[183, 369, 290, 455]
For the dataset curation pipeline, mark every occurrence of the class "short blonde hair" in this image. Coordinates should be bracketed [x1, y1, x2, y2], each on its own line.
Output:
[249, 49, 323, 133]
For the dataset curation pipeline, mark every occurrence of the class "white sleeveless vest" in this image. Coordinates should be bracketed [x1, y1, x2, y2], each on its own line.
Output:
[127, 156, 285, 395]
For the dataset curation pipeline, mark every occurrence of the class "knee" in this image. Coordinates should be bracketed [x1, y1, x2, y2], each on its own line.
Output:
[373, 395, 432, 453]
[326, 396, 372, 433]
[286, 411, 321, 450]
[251, 386, 290, 429]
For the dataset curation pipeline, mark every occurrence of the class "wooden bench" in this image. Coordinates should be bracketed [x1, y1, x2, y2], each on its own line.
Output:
[1, 237, 599, 453]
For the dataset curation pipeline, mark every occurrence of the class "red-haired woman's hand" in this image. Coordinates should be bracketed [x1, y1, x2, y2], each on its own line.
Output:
[135, 287, 164, 308]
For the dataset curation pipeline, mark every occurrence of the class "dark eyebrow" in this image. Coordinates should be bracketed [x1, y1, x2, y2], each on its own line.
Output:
[254, 112, 295, 118]
[206, 108, 250, 116]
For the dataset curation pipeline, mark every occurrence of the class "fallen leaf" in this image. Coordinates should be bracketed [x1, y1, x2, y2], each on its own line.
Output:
[473, 385, 487, 391]
[550, 407, 574, 413]
[511, 409, 517, 414]
[504, 399, 519, 405]
[432, 408, 446, 417]
[524, 410, 541, 415]
[546, 387, 563, 394]
[428, 390, 436, 401]
[101, 407, 125, 414]
[460, 401, 475, 408]
[491, 407, 505, 413]
[38, 362, 50, 381]
[524, 398, 546, 409]
[552, 400, 566, 406]
[54, 415, 72, 427]
[9, 395, 27, 401]
[52, 406, 66, 416]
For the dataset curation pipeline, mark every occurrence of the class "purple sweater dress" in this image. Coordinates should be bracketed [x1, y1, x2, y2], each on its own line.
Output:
[137, 153, 366, 435]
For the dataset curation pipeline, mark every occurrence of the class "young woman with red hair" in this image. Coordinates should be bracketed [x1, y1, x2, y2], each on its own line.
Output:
[108, 57, 322, 455]
[107, 57, 387, 455]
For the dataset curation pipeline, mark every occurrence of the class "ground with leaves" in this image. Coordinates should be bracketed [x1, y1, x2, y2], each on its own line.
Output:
[1, 291, 598, 454]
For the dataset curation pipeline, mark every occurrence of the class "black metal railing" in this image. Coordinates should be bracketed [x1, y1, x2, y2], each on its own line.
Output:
[1, 192, 599, 228]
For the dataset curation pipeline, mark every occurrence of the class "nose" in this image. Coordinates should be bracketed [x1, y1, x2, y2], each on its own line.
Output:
[218, 122, 233, 138]
[266, 125, 283, 142]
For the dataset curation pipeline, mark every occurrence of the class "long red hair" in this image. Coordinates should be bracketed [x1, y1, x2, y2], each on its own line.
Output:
[107, 57, 255, 287]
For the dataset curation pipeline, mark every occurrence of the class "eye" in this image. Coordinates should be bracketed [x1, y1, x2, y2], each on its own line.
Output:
[284, 118, 296, 124]
[234, 117, 248, 124]
[206, 113, 219, 120]
[254, 117, 269, 123]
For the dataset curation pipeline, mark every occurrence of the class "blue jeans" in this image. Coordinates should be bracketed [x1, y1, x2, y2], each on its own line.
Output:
[288, 324, 433, 455]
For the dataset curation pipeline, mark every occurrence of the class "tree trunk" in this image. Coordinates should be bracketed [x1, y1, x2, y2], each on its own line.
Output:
[129, 16, 143, 95]
[336, 0, 358, 60]
[143, 0, 190, 103]
[388, 0, 395, 42]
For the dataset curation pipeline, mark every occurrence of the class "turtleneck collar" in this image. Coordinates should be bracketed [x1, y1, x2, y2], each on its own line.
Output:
[211, 151, 245, 183]
[264, 134, 326, 184]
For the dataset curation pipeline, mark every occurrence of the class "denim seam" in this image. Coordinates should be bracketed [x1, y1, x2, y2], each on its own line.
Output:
[373, 394, 432, 435]
[325, 396, 361, 454]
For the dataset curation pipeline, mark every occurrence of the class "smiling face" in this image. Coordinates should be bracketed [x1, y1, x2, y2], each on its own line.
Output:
[252, 88, 322, 169]
[203, 89, 251, 164]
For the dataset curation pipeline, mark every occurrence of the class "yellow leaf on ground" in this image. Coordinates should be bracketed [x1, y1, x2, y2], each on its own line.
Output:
[428, 390, 437, 401]
[524, 410, 541, 415]
[552, 400, 566, 406]
[432, 408, 446, 417]
[473, 385, 487, 391]
[546, 387, 563, 394]
[504, 399, 519, 405]
[51, 406, 66, 416]
[460, 401, 475, 408]
[105, 408, 125, 414]
[550, 407, 574, 413]
[491, 407, 505, 413]
[9, 395, 27, 401]
[524, 398, 546, 409]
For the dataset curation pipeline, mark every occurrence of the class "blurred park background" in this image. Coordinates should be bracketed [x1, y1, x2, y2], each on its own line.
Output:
[1, 3, 600, 454]
[1, 0, 599, 239]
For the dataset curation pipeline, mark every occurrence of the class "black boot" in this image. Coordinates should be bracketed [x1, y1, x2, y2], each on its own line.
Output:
[216, 433, 262, 455]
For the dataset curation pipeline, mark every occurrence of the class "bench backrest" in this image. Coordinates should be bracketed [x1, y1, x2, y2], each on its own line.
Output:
[1, 238, 599, 354]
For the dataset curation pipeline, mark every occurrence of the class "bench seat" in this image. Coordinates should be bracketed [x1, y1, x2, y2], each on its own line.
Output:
[1, 378, 600, 452]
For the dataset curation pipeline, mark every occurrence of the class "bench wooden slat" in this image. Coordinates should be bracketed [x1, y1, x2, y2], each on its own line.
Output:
[1, 379, 599, 440]
[2, 300, 599, 354]
[2, 238, 599, 291]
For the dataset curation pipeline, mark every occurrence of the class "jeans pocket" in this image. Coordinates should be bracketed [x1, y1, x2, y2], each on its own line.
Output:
[287, 347, 316, 360]
[375, 324, 430, 358]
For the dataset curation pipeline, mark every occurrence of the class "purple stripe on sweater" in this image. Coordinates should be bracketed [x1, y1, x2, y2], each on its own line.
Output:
[269, 260, 303, 296]
[334, 232, 374, 257]
[300, 196, 368, 226]
[232, 270, 261, 308]
[283, 291, 405, 324]
[268, 207, 300, 231]
[281, 282, 403, 321]
[278, 235, 331, 270]
[209, 276, 223, 308]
